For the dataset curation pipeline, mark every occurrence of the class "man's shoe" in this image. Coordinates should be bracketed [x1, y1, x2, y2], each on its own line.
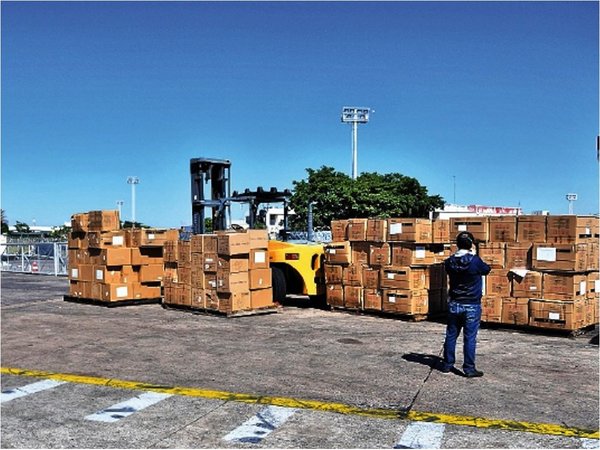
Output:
[439, 365, 453, 374]
[464, 369, 484, 378]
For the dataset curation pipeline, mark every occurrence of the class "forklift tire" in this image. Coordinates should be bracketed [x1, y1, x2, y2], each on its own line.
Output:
[271, 267, 287, 303]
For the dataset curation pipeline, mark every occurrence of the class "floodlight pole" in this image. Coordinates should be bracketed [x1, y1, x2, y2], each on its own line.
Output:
[341, 106, 371, 180]
[127, 177, 140, 225]
[566, 193, 577, 215]
[116, 200, 124, 218]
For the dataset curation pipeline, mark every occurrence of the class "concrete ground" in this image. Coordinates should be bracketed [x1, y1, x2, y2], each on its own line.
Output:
[1, 272, 598, 449]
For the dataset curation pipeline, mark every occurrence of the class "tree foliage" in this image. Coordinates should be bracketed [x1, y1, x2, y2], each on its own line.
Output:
[1, 209, 8, 234]
[289, 166, 444, 230]
[14, 221, 31, 233]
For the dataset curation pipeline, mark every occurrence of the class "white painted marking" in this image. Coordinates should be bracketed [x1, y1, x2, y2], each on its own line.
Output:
[85, 391, 172, 423]
[582, 438, 600, 449]
[223, 405, 297, 444]
[395, 421, 445, 449]
[1, 379, 67, 403]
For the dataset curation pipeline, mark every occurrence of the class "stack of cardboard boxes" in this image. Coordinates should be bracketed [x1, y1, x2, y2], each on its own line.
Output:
[451, 215, 599, 331]
[324, 218, 450, 317]
[162, 229, 276, 315]
[68, 211, 177, 302]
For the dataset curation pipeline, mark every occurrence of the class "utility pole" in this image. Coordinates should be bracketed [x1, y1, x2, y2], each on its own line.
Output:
[116, 200, 124, 219]
[341, 107, 371, 180]
[127, 177, 140, 225]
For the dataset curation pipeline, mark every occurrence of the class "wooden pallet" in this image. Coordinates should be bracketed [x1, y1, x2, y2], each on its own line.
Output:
[330, 306, 443, 322]
[481, 320, 598, 337]
[63, 295, 161, 307]
[161, 302, 281, 318]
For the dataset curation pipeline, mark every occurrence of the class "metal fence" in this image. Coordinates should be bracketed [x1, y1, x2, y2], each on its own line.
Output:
[1, 241, 68, 276]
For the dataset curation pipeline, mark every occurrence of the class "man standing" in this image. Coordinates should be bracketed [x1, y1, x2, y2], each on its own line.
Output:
[441, 231, 491, 377]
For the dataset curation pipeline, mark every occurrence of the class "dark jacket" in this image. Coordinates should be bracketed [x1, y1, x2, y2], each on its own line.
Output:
[444, 251, 491, 304]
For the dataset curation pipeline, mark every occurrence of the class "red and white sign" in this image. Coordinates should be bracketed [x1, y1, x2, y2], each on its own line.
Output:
[31, 261, 39, 273]
[467, 205, 522, 215]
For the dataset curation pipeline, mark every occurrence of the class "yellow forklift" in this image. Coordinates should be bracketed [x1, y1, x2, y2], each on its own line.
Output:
[190, 158, 325, 304]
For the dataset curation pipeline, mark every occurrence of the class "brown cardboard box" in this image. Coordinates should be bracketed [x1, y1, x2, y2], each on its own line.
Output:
[131, 247, 163, 266]
[478, 243, 505, 269]
[191, 288, 206, 309]
[587, 272, 599, 299]
[529, 298, 585, 330]
[324, 264, 343, 284]
[489, 216, 517, 243]
[363, 289, 382, 311]
[87, 230, 130, 249]
[505, 243, 531, 269]
[139, 264, 164, 283]
[547, 215, 599, 244]
[68, 249, 87, 266]
[343, 286, 362, 309]
[94, 265, 136, 284]
[249, 268, 272, 290]
[369, 243, 390, 266]
[363, 267, 379, 289]
[217, 232, 250, 255]
[201, 253, 219, 272]
[380, 267, 426, 290]
[485, 270, 511, 298]
[164, 265, 178, 283]
[217, 255, 247, 273]
[163, 240, 179, 263]
[542, 273, 587, 300]
[588, 242, 599, 271]
[69, 281, 85, 297]
[71, 213, 89, 232]
[342, 264, 363, 287]
[191, 234, 218, 253]
[131, 228, 178, 247]
[99, 282, 133, 301]
[88, 210, 120, 232]
[324, 242, 351, 265]
[431, 244, 452, 264]
[203, 273, 218, 290]
[382, 289, 428, 314]
[366, 219, 388, 242]
[432, 219, 450, 243]
[584, 298, 595, 326]
[501, 298, 529, 325]
[532, 243, 587, 272]
[251, 287, 274, 309]
[249, 249, 269, 269]
[387, 218, 432, 243]
[68, 231, 88, 249]
[326, 284, 344, 307]
[178, 266, 191, 286]
[331, 220, 349, 242]
[481, 297, 502, 323]
[216, 291, 251, 313]
[351, 242, 370, 265]
[177, 240, 192, 266]
[70, 264, 94, 282]
[133, 283, 161, 300]
[247, 229, 269, 249]
[347, 219, 368, 241]
[217, 270, 249, 293]
[510, 270, 542, 298]
[449, 217, 489, 242]
[517, 216, 546, 243]
[178, 284, 192, 306]
[390, 244, 435, 266]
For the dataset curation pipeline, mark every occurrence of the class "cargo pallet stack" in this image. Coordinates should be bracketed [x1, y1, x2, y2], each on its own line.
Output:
[324, 218, 450, 319]
[67, 210, 177, 304]
[162, 229, 277, 316]
[451, 215, 599, 332]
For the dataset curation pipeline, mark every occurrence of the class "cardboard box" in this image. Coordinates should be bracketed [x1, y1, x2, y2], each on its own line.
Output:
[431, 244, 452, 264]
[343, 286, 362, 309]
[70, 264, 94, 282]
[351, 242, 370, 266]
[71, 213, 89, 232]
[216, 291, 251, 313]
[588, 242, 599, 271]
[164, 265, 178, 283]
[69, 280, 85, 297]
[489, 216, 517, 243]
[529, 299, 586, 330]
[331, 220, 349, 242]
[216, 255, 247, 273]
[505, 243, 531, 269]
[94, 265, 137, 284]
[130, 247, 163, 266]
[366, 219, 388, 242]
[217, 270, 249, 293]
[532, 243, 587, 272]
[99, 282, 133, 302]
[449, 217, 489, 242]
[547, 215, 599, 244]
[68, 231, 88, 249]
[363, 289, 382, 311]
[131, 228, 178, 247]
[387, 218, 432, 243]
[380, 267, 426, 290]
[481, 297, 502, 323]
[251, 287, 274, 309]
[68, 249, 88, 266]
[190, 234, 218, 253]
[501, 298, 529, 325]
[363, 267, 379, 289]
[138, 264, 164, 283]
[324, 264, 343, 284]
[324, 242, 351, 265]
[432, 219, 450, 243]
[347, 219, 368, 241]
[342, 264, 363, 287]
[247, 229, 269, 249]
[249, 249, 269, 269]
[478, 243, 505, 269]
[178, 266, 191, 286]
[88, 210, 120, 232]
[249, 268, 272, 290]
[510, 270, 542, 298]
[542, 273, 587, 300]
[177, 240, 192, 266]
[326, 284, 344, 307]
[485, 270, 511, 298]
[202, 253, 220, 273]
[133, 283, 161, 300]
[584, 298, 596, 326]
[217, 232, 250, 256]
[517, 216, 546, 243]
[163, 240, 179, 263]
[178, 284, 192, 306]
[369, 243, 390, 266]
[203, 273, 218, 290]
[87, 230, 130, 249]
[191, 288, 206, 309]
[382, 289, 428, 314]
[390, 243, 435, 266]
[587, 272, 599, 300]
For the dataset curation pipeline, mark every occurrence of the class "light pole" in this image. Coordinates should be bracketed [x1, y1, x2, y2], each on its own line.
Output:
[566, 193, 577, 215]
[116, 200, 124, 219]
[127, 177, 140, 225]
[341, 106, 371, 180]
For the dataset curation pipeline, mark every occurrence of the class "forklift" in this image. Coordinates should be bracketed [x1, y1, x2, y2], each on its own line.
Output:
[190, 157, 326, 304]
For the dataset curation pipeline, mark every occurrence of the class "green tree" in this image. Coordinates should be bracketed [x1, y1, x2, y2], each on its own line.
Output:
[14, 221, 31, 233]
[50, 225, 72, 240]
[1, 209, 8, 234]
[121, 221, 149, 229]
[289, 166, 444, 230]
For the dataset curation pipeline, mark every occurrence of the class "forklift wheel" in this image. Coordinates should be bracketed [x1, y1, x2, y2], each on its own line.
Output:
[271, 267, 287, 302]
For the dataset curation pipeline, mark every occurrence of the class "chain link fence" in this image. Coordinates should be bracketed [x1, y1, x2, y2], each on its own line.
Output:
[1, 240, 68, 276]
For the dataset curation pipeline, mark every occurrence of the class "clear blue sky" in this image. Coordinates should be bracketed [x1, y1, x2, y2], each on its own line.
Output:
[2, 1, 598, 228]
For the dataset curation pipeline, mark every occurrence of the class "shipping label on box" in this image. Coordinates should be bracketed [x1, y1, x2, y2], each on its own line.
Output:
[100, 283, 133, 302]
[70, 264, 94, 282]
[93, 265, 122, 284]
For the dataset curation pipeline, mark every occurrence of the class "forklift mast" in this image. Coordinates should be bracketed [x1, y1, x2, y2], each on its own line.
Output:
[190, 158, 231, 234]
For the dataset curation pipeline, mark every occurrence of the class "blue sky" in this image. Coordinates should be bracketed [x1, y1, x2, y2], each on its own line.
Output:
[2, 1, 598, 228]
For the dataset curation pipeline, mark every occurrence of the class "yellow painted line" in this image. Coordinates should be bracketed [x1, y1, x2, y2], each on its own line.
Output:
[2, 366, 598, 439]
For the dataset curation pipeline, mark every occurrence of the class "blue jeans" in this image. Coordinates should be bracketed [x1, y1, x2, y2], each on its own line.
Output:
[443, 301, 482, 373]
